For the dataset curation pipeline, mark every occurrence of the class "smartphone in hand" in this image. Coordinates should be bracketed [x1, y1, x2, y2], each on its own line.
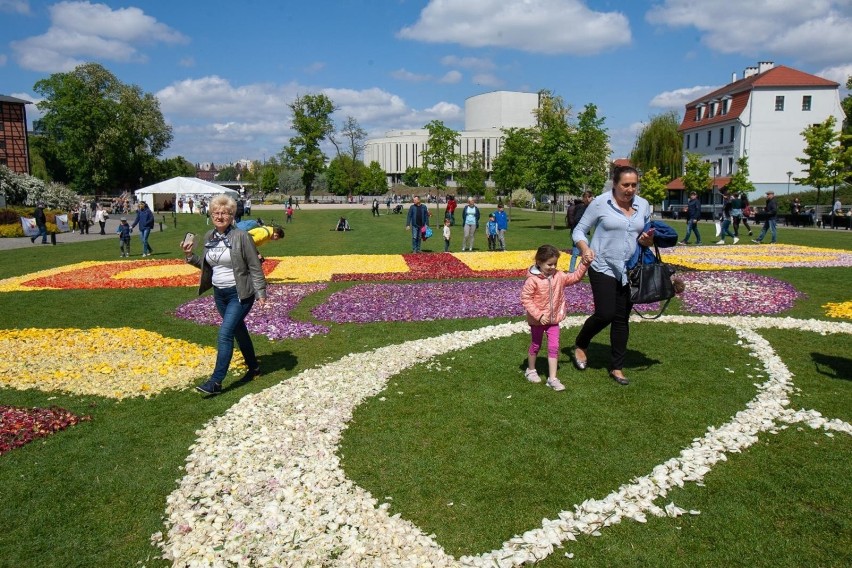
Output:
[181, 232, 195, 248]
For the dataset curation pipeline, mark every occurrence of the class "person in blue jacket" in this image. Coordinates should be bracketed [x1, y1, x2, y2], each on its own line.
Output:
[493, 202, 509, 250]
[130, 201, 155, 257]
[405, 195, 430, 253]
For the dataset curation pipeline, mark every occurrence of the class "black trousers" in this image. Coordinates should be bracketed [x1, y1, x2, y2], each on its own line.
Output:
[574, 268, 632, 371]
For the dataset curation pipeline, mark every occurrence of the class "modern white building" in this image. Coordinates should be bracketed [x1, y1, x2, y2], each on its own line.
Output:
[363, 91, 541, 185]
[670, 62, 844, 199]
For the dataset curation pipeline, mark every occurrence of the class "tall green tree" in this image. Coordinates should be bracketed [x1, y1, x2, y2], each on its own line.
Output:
[638, 166, 668, 207]
[33, 62, 172, 193]
[360, 161, 389, 194]
[328, 116, 367, 197]
[795, 116, 841, 206]
[727, 156, 755, 196]
[681, 152, 712, 215]
[326, 155, 366, 195]
[630, 111, 683, 181]
[491, 127, 536, 193]
[401, 166, 424, 187]
[455, 151, 487, 196]
[282, 93, 336, 200]
[532, 90, 575, 229]
[841, 76, 852, 150]
[573, 103, 610, 194]
[419, 120, 459, 202]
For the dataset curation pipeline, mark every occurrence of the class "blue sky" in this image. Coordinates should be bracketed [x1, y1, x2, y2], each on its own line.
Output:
[1, 0, 850, 166]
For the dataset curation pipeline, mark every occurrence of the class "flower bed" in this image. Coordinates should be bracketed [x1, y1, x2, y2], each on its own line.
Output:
[0, 405, 91, 455]
[0, 328, 241, 399]
[823, 300, 852, 319]
[663, 244, 852, 270]
[677, 271, 804, 315]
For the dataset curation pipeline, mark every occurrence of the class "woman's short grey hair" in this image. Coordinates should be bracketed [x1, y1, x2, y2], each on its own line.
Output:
[210, 194, 237, 216]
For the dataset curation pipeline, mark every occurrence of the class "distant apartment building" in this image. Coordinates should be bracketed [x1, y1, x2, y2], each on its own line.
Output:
[0, 95, 31, 175]
[363, 91, 541, 186]
[670, 62, 844, 199]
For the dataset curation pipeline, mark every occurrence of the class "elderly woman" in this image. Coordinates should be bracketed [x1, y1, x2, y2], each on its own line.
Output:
[182, 195, 266, 395]
[571, 166, 653, 386]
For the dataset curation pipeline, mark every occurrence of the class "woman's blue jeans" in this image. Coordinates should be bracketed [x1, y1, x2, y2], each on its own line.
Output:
[139, 228, 152, 254]
[211, 286, 257, 384]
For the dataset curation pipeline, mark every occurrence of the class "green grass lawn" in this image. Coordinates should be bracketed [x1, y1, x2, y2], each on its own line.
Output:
[0, 208, 850, 567]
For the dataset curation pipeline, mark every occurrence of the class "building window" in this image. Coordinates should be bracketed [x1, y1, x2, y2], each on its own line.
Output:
[775, 96, 785, 111]
[708, 103, 716, 118]
[722, 98, 730, 115]
[694, 133, 698, 147]
[728, 157, 734, 175]
[802, 95, 812, 111]
[706, 131, 711, 146]
[685, 134, 690, 149]
[695, 105, 704, 121]
[719, 128, 724, 144]
[0, 140, 5, 149]
[730, 125, 735, 142]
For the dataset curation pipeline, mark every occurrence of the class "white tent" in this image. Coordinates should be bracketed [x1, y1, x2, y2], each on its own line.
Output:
[134, 177, 240, 213]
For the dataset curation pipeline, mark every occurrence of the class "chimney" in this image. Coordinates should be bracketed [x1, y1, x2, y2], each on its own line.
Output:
[758, 61, 774, 74]
[743, 66, 758, 79]
[732, 72, 737, 83]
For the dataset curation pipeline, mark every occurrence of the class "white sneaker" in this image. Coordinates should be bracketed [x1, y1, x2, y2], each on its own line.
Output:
[733, 237, 740, 244]
[524, 368, 541, 383]
[715, 240, 725, 245]
[546, 377, 566, 391]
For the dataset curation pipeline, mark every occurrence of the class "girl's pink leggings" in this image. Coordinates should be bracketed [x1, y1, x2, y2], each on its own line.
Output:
[529, 323, 560, 358]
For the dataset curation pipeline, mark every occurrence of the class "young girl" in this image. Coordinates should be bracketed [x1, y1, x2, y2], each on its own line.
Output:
[442, 218, 451, 252]
[521, 244, 589, 391]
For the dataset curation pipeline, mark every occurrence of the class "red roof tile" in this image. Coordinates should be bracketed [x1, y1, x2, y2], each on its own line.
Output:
[678, 65, 838, 132]
[666, 176, 731, 190]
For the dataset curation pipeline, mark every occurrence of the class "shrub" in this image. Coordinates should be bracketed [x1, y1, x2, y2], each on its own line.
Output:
[509, 188, 533, 209]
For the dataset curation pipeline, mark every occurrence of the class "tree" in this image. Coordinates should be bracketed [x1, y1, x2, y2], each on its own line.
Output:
[401, 166, 424, 187]
[841, 76, 852, 150]
[682, 152, 712, 213]
[328, 116, 367, 197]
[360, 161, 389, 195]
[215, 165, 239, 181]
[154, 156, 196, 181]
[278, 168, 304, 195]
[419, 120, 459, 203]
[455, 151, 487, 196]
[33, 62, 172, 192]
[326, 155, 366, 195]
[726, 156, 755, 196]
[532, 90, 575, 229]
[639, 166, 668, 207]
[492, 127, 536, 194]
[630, 111, 683, 181]
[282, 93, 336, 200]
[573, 103, 610, 194]
[795, 116, 840, 207]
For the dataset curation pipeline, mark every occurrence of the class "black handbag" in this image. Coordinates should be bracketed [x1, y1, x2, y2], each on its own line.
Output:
[628, 244, 676, 319]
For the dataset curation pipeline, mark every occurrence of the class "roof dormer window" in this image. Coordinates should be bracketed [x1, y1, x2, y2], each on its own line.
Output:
[695, 104, 705, 121]
[721, 97, 731, 115]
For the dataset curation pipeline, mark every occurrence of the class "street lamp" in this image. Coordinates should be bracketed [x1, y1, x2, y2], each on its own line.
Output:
[786, 171, 793, 195]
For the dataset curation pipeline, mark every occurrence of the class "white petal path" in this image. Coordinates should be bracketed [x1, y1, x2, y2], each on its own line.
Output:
[155, 316, 852, 567]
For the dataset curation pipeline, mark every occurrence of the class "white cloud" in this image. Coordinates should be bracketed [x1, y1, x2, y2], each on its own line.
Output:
[439, 70, 462, 84]
[647, 0, 852, 65]
[649, 85, 720, 108]
[11, 1, 188, 72]
[0, 0, 29, 14]
[440, 55, 495, 70]
[398, 0, 630, 55]
[815, 63, 852, 89]
[390, 68, 432, 82]
[156, 75, 462, 161]
[472, 73, 504, 87]
[304, 61, 325, 74]
[178, 56, 195, 68]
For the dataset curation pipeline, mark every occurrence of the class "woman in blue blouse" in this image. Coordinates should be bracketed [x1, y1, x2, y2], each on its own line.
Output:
[570, 166, 654, 385]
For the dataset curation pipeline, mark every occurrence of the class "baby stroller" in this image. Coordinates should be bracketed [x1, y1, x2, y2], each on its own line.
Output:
[392, 204, 403, 214]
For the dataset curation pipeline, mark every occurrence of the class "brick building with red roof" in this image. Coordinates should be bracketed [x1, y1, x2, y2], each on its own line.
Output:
[0, 95, 31, 175]
[667, 62, 844, 209]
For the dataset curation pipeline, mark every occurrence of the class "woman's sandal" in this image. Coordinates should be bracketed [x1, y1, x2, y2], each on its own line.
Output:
[571, 346, 587, 371]
[609, 370, 629, 386]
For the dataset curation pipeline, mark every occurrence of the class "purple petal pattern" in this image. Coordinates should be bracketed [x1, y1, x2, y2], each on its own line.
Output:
[677, 271, 803, 315]
[174, 283, 329, 340]
[311, 280, 600, 323]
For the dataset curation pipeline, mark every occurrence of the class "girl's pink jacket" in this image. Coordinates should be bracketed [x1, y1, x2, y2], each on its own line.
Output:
[521, 263, 588, 326]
